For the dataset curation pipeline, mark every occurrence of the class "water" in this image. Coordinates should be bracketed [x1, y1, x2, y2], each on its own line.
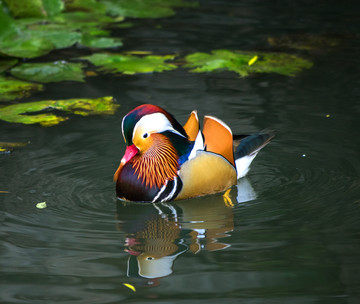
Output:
[1, 0, 360, 303]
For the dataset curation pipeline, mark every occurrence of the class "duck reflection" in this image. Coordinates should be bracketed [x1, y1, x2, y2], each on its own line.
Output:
[116, 178, 256, 282]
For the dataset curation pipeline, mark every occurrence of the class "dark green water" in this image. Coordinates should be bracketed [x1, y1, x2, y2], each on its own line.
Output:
[1, 1, 360, 303]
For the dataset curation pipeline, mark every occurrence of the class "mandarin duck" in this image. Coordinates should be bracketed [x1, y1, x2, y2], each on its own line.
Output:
[114, 104, 274, 202]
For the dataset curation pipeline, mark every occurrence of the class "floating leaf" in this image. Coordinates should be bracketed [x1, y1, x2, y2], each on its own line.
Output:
[36, 201, 47, 209]
[268, 34, 341, 51]
[23, 23, 82, 49]
[123, 283, 136, 292]
[0, 6, 124, 59]
[0, 35, 55, 58]
[64, 0, 107, 13]
[52, 11, 119, 26]
[82, 53, 177, 75]
[0, 59, 19, 73]
[3, 0, 63, 18]
[184, 49, 313, 77]
[11, 61, 85, 83]
[0, 96, 119, 126]
[0, 3, 19, 38]
[42, 0, 64, 16]
[3, 0, 47, 18]
[103, 0, 197, 18]
[0, 141, 28, 153]
[0, 75, 43, 102]
[79, 35, 123, 49]
[0, 141, 29, 153]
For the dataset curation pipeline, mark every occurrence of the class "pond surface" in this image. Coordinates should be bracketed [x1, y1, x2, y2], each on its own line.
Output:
[1, 0, 360, 303]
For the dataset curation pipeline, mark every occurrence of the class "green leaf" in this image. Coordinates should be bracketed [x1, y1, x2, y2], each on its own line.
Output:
[79, 35, 123, 48]
[184, 49, 313, 77]
[52, 11, 118, 26]
[103, 0, 197, 18]
[10, 61, 85, 83]
[0, 96, 119, 126]
[0, 75, 43, 102]
[0, 35, 55, 58]
[268, 34, 341, 51]
[3, 0, 47, 18]
[82, 53, 177, 75]
[0, 141, 29, 153]
[36, 201, 47, 209]
[24, 23, 82, 49]
[0, 59, 19, 73]
[42, 0, 64, 16]
[64, 0, 107, 13]
[0, 3, 19, 38]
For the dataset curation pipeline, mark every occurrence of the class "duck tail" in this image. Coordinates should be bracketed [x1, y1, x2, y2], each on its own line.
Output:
[234, 130, 275, 179]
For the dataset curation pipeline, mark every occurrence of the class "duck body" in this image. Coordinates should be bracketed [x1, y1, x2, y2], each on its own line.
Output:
[114, 104, 274, 202]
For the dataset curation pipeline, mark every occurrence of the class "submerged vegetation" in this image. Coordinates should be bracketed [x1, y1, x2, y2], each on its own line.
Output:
[0, 0, 315, 126]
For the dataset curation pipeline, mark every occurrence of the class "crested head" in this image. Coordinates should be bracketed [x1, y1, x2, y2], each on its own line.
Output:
[121, 104, 188, 147]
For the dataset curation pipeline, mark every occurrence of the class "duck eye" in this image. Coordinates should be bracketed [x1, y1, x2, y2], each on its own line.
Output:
[142, 133, 148, 139]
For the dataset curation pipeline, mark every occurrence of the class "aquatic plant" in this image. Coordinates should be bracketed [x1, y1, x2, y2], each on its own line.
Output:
[0, 96, 119, 126]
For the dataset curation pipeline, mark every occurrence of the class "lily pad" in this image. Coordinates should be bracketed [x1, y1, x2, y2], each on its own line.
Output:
[23, 23, 82, 49]
[0, 3, 19, 39]
[79, 35, 123, 49]
[0, 96, 119, 126]
[3, 0, 47, 18]
[82, 53, 177, 75]
[103, 0, 197, 18]
[3, 0, 64, 18]
[268, 34, 341, 51]
[184, 49, 313, 77]
[64, 0, 107, 13]
[0, 4, 124, 59]
[52, 11, 120, 26]
[42, 0, 64, 17]
[0, 76, 43, 102]
[0, 141, 29, 153]
[10, 61, 85, 83]
[0, 59, 19, 73]
[0, 35, 55, 59]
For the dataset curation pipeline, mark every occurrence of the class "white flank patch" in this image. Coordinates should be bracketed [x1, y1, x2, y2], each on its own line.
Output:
[235, 153, 258, 179]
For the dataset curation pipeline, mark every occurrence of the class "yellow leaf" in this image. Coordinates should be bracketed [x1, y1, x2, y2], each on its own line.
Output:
[36, 202, 47, 209]
[85, 71, 97, 77]
[248, 55, 258, 66]
[123, 283, 136, 292]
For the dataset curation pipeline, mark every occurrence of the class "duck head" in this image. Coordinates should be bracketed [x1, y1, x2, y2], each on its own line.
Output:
[114, 104, 191, 201]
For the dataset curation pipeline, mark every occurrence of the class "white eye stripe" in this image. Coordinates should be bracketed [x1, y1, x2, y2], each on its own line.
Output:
[133, 113, 185, 140]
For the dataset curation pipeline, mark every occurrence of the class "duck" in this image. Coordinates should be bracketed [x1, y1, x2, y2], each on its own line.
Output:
[114, 104, 274, 202]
